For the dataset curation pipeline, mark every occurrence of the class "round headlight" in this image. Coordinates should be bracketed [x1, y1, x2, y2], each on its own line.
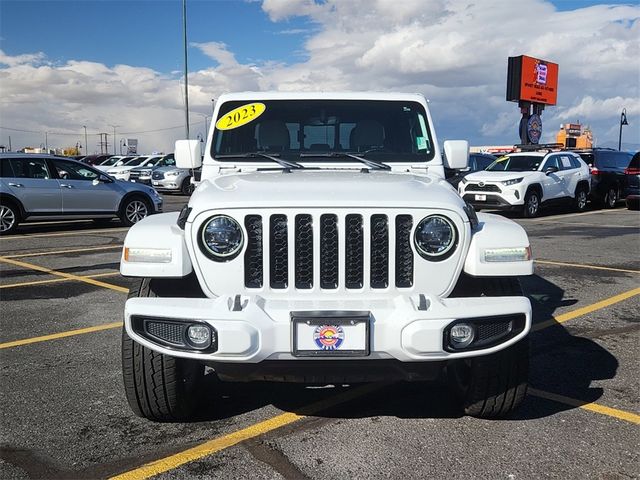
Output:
[199, 215, 244, 261]
[414, 215, 457, 260]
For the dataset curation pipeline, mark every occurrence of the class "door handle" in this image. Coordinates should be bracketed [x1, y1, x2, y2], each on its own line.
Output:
[8, 182, 24, 188]
[60, 184, 74, 189]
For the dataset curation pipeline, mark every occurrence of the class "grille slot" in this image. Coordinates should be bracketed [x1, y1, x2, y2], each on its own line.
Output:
[466, 183, 501, 193]
[244, 215, 263, 288]
[295, 214, 313, 289]
[395, 215, 414, 288]
[477, 321, 511, 342]
[345, 214, 364, 289]
[270, 214, 288, 289]
[370, 214, 389, 288]
[146, 321, 185, 346]
[320, 214, 339, 289]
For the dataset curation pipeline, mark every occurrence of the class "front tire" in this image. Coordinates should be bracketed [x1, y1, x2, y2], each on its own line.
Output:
[523, 189, 540, 217]
[180, 177, 192, 196]
[120, 196, 151, 226]
[448, 276, 529, 418]
[122, 278, 206, 421]
[0, 201, 20, 235]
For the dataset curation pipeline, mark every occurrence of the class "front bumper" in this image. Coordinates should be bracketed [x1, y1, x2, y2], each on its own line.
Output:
[460, 184, 525, 209]
[152, 177, 183, 191]
[125, 294, 531, 363]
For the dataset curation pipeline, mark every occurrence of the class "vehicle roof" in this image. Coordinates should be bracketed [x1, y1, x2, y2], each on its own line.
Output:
[216, 91, 428, 103]
[505, 151, 579, 158]
[0, 153, 74, 160]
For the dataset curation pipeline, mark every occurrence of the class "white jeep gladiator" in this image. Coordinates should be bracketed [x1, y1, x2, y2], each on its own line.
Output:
[120, 92, 534, 421]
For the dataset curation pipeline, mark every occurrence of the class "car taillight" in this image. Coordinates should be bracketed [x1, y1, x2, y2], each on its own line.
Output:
[589, 166, 600, 175]
[624, 167, 640, 175]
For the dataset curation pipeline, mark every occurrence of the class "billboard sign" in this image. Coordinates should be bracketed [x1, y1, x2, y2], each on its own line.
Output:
[507, 55, 559, 105]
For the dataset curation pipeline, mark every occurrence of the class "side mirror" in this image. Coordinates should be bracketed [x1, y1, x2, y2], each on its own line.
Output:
[545, 166, 559, 175]
[116, 161, 124, 166]
[443, 140, 469, 170]
[175, 140, 202, 169]
[93, 175, 112, 185]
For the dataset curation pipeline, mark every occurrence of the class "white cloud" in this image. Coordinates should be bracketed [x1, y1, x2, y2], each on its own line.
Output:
[1, 1, 639, 153]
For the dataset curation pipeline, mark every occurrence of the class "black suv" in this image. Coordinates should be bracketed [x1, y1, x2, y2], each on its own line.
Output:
[574, 148, 633, 208]
[446, 152, 497, 188]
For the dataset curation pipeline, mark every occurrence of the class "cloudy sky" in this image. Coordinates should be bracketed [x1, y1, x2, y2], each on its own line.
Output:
[1, 0, 638, 154]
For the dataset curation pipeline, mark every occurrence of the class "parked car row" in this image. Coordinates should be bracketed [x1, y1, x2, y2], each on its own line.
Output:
[0, 153, 163, 234]
[75, 153, 195, 195]
[453, 147, 638, 216]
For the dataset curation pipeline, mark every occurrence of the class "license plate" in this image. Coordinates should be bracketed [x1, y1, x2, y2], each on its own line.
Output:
[131, 179, 136, 182]
[475, 194, 487, 201]
[292, 312, 370, 357]
[153, 181, 160, 186]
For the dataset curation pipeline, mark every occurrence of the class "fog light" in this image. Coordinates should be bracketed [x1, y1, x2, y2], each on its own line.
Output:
[450, 323, 475, 348]
[186, 324, 212, 348]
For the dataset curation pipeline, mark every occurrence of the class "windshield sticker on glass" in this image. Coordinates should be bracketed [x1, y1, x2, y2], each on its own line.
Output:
[215, 103, 266, 131]
[416, 136, 427, 150]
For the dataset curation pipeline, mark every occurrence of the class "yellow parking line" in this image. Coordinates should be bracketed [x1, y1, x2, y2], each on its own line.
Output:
[0, 322, 122, 350]
[532, 287, 640, 332]
[535, 259, 640, 275]
[0, 227, 128, 240]
[3, 244, 122, 259]
[529, 388, 640, 425]
[0, 271, 120, 289]
[110, 383, 382, 480]
[0, 256, 129, 293]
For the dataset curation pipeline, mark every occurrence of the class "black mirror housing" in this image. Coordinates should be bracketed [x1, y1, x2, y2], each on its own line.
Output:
[545, 166, 559, 175]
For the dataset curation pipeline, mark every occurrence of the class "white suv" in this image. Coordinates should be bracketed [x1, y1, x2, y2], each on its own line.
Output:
[460, 151, 590, 217]
[119, 92, 534, 421]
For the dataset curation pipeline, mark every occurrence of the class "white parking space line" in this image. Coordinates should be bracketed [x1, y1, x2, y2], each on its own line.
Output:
[0, 227, 128, 240]
[521, 209, 626, 222]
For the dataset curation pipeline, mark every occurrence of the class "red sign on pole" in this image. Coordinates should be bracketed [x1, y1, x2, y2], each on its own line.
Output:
[507, 55, 559, 106]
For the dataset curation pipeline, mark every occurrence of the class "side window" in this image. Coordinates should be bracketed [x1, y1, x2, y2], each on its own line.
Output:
[570, 156, 581, 169]
[542, 156, 560, 171]
[560, 155, 573, 170]
[9, 158, 51, 179]
[0, 160, 15, 177]
[615, 153, 633, 169]
[52, 159, 99, 181]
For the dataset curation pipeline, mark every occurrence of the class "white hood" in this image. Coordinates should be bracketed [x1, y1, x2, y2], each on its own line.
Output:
[189, 170, 465, 211]
[464, 170, 538, 183]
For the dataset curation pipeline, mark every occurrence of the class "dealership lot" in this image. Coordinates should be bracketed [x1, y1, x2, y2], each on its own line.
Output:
[1, 198, 638, 479]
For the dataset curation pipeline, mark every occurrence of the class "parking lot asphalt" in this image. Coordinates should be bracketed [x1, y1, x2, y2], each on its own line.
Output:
[1, 197, 638, 480]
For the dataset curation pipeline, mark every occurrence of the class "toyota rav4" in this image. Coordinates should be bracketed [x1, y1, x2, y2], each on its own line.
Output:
[119, 92, 534, 421]
[460, 150, 590, 217]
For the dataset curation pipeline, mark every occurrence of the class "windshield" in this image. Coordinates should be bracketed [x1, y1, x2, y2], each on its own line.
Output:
[146, 157, 163, 166]
[101, 157, 120, 166]
[486, 155, 542, 172]
[125, 157, 148, 166]
[212, 100, 435, 163]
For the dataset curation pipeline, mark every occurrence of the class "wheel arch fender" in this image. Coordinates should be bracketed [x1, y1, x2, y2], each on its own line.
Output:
[463, 213, 534, 276]
[576, 179, 590, 193]
[120, 212, 193, 277]
[526, 182, 543, 200]
[0, 193, 26, 219]
[118, 191, 154, 215]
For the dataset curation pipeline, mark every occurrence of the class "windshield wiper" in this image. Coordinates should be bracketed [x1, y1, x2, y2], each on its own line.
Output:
[215, 152, 303, 169]
[299, 151, 391, 170]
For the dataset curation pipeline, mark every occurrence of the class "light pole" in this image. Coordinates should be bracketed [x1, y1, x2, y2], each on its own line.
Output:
[83, 126, 88, 155]
[183, 0, 190, 139]
[45, 131, 48, 153]
[618, 108, 629, 151]
[109, 124, 120, 155]
[193, 113, 209, 139]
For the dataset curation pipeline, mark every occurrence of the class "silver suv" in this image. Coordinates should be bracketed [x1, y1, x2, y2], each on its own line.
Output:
[151, 164, 194, 195]
[0, 153, 163, 234]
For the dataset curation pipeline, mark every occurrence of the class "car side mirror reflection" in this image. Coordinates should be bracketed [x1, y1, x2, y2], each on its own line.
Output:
[93, 175, 112, 185]
[545, 166, 559, 175]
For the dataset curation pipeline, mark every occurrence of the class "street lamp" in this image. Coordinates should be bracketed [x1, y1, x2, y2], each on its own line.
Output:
[618, 108, 629, 151]
[83, 126, 88, 155]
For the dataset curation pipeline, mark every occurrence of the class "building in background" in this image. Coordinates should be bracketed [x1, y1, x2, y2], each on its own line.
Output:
[556, 123, 593, 149]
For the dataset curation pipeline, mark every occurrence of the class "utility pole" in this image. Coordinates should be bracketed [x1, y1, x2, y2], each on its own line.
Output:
[83, 126, 88, 155]
[45, 132, 48, 152]
[183, 0, 190, 139]
[109, 125, 120, 155]
[98, 133, 109, 154]
[8, 136, 11, 151]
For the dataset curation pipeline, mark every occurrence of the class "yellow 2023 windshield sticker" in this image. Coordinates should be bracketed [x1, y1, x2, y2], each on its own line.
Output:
[215, 103, 266, 131]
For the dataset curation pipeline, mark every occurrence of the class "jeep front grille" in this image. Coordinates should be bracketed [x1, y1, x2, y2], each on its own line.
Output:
[243, 213, 414, 290]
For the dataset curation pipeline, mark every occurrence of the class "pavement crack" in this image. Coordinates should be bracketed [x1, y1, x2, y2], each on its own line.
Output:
[244, 436, 311, 480]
